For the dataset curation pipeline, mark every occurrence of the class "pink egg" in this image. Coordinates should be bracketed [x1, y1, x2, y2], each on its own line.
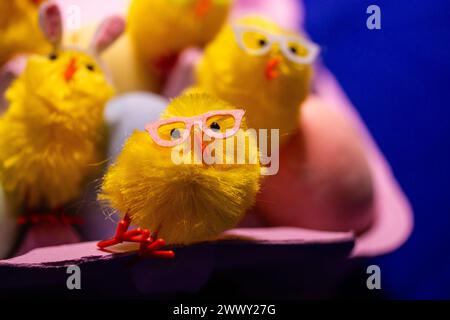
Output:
[256, 96, 375, 234]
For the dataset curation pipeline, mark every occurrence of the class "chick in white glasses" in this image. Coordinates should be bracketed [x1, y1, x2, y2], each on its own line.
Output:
[196, 16, 319, 145]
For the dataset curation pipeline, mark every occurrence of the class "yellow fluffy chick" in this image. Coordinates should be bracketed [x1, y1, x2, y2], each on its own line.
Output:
[83, 0, 233, 93]
[196, 16, 319, 145]
[0, 0, 124, 211]
[128, 0, 233, 63]
[0, 0, 50, 67]
[99, 90, 260, 245]
[0, 51, 114, 210]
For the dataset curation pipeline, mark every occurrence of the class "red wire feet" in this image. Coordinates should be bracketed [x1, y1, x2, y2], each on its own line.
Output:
[97, 214, 175, 258]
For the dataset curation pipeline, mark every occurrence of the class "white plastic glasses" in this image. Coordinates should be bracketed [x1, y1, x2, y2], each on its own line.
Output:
[233, 24, 320, 65]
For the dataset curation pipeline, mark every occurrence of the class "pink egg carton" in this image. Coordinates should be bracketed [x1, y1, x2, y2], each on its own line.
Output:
[0, 0, 412, 297]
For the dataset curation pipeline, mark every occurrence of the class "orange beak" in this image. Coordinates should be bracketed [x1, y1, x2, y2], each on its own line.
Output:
[265, 57, 281, 80]
[194, 131, 208, 151]
[194, 0, 212, 18]
[64, 58, 77, 82]
[193, 131, 206, 162]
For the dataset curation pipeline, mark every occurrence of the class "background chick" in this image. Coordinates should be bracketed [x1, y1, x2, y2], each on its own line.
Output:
[0, 51, 113, 211]
[82, 0, 233, 93]
[0, 3, 123, 212]
[196, 16, 375, 234]
[99, 91, 260, 245]
[128, 0, 232, 63]
[0, 0, 50, 67]
[196, 16, 315, 145]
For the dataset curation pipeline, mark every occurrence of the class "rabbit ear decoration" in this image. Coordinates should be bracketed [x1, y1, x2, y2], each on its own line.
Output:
[39, 1, 63, 48]
[90, 16, 125, 54]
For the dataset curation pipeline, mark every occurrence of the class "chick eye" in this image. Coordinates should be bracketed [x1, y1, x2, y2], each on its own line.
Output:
[86, 64, 95, 71]
[289, 46, 298, 54]
[170, 128, 181, 139]
[258, 39, 267, 47]
[209, 122, 221, 132]
[48, 53, 58, 60]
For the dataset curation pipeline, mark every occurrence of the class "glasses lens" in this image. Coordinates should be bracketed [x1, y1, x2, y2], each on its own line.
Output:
[284, 37, 317, 63]
[205, 114, 237, 136]
[157, 121, 187, 142]
[240, 29, 270, 53]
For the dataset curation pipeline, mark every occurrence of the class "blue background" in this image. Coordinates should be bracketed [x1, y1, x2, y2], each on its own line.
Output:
[303, 0, 450, 299]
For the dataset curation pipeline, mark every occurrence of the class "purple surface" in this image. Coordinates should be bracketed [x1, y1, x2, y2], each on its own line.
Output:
[0, 227, 355, 298]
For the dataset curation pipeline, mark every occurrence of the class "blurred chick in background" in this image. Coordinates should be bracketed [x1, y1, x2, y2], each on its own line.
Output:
[90, 0, 233, 93]
[196, 17, 375, 234]
[98, 90, 260, 255]
[0, 2, 124, 214]
[0, 0, 50, 68]
[128, 0, 232, 63]
[196, 16, 319, 145]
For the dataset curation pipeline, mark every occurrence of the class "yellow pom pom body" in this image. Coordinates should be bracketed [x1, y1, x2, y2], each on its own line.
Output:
[128, 0, 232, 62]
[196, 17, 313, 145]
[100, 91, 261, 245]
[0, 0, 50, 66]
[0, 114, 103, 209]
[0, 51, 114, 209]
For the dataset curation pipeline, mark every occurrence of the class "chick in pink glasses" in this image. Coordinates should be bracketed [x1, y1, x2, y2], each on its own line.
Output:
[97, 90, 261, 257]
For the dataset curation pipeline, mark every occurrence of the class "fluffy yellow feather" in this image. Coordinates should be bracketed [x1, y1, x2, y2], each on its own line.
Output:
[0, 50, 114, 210]
[196, 16, 317, 145]
[99, 90, 260, 245]
[0, 0, 50, 67]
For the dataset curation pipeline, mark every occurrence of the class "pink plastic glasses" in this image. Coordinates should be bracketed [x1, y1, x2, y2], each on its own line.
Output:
[145, 109, 245, 147]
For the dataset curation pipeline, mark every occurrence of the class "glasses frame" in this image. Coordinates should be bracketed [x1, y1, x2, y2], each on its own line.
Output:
[145, 109, 246, 147]
[232, 24, 320, 65]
